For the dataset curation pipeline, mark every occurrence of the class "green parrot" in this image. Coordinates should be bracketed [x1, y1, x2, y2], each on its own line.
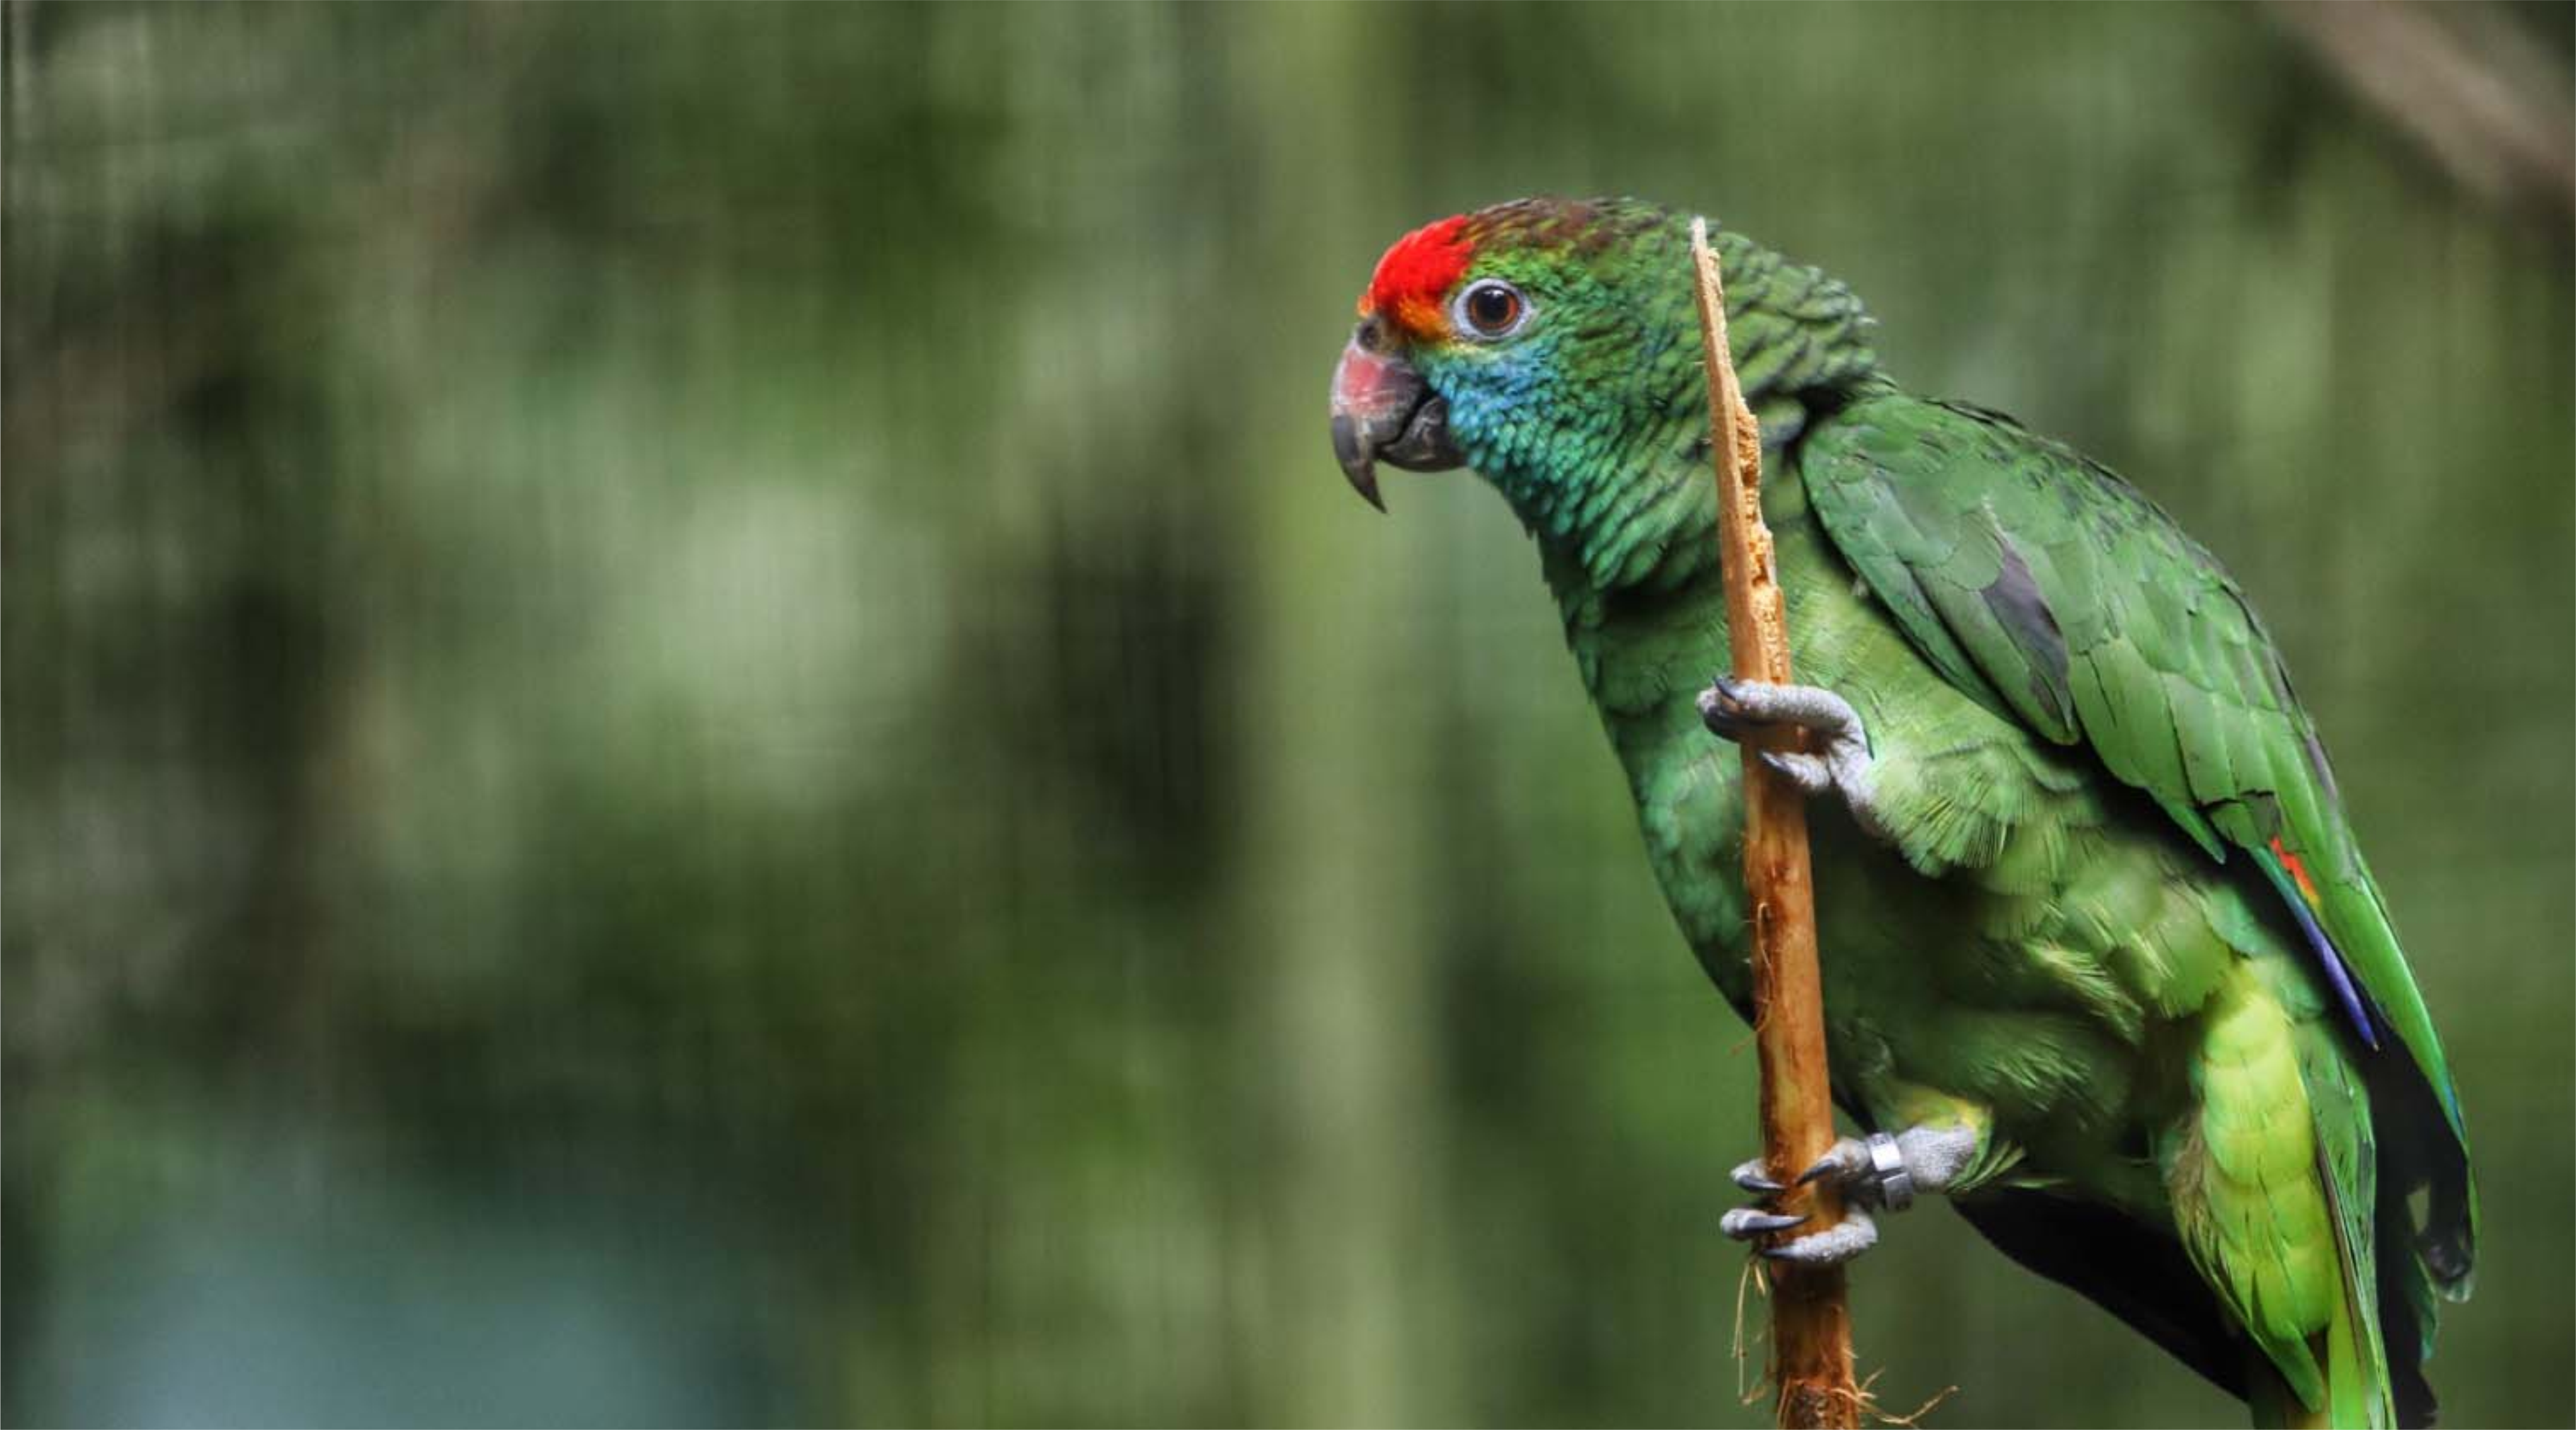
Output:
[1328, 197, 2474, 1428]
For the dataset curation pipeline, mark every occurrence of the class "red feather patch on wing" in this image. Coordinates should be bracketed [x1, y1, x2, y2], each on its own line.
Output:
[1361, 214, 1471, 337]
[2269, 835, 2322, 907]
[2264, 834, 2375, 1045]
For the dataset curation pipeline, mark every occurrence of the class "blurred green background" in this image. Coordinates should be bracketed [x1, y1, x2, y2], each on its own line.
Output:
[7, 3, 2571, 1426]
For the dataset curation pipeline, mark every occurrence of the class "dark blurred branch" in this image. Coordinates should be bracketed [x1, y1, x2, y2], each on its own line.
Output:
[2, 0, 15, 162]
[2268, 0, 2575, 226]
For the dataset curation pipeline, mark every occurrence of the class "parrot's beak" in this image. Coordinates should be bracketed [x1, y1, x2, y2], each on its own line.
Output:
[1331, 318, 1461, 512]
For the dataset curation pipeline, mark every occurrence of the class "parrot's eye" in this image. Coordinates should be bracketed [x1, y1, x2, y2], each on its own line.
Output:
[1454, 280, 1528, 339]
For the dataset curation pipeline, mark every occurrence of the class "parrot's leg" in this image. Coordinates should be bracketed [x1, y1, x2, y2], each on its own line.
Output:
[1719, 1122, 1985, 1265]
[1695, 675, 1891, 842]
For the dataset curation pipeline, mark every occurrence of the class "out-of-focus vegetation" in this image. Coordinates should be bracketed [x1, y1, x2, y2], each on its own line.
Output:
[6, 4, 2569, 1425]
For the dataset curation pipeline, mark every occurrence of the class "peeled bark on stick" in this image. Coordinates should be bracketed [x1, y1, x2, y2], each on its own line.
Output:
[1688, 217, 1860, 1430]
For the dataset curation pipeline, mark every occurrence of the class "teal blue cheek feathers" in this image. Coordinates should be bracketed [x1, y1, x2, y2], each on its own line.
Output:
[1422, 333, 1659, 546]
[1422, 340, 1566, 492]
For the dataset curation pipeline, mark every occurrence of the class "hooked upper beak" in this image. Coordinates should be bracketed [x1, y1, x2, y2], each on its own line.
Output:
[1330, 317, 1462, 512]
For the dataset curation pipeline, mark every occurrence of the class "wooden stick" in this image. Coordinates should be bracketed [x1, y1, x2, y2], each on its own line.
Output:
[1688, 216, 1859, 1430]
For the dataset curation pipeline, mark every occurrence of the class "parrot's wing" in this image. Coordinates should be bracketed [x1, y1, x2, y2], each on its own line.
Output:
[1800, 391, 2474, 1291]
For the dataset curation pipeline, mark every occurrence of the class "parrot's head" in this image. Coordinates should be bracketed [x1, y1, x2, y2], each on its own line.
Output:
[1330, 197, 1875, 589]
[1329, 196, 1697, 518]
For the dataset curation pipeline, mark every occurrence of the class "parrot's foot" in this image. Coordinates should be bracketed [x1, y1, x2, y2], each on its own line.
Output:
[1719, 1125, 1978, 1266]
[1695, 675, 1888, 840]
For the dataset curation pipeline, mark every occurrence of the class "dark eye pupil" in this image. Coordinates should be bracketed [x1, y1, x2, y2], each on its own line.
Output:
[1468, 285, 1518, 332]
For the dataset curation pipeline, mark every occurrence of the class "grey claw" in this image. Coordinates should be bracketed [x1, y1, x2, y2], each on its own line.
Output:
[1721, 1207, 1808, 1241]
[1697, 677, 1755, 739]
[1730, 1158, 1784, 1195]
[1794, 1138, 1871, 1189]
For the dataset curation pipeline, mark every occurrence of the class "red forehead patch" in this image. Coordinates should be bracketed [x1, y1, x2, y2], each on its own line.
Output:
[1361, 215, 1472, 336]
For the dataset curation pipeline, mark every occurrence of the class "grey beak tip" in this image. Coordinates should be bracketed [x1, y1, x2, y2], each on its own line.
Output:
[1331, 413, 1388, 512]
[1355, 469, 1387, 513]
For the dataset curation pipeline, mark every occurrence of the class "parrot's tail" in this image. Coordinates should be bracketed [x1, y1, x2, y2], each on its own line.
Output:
[2274, 1013, 2438, 1430]
[2243, 1272, 2424, 1430]
[2237, 1272, 2387, 1429]
[2244, 1344, 2344, 1429]
[2204, 964, 2440, 1430]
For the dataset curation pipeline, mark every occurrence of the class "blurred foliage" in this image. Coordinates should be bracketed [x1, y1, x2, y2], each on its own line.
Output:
[5, 3, 2570, 1426]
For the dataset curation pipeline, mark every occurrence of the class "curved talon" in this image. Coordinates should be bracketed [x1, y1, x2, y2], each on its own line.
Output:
[1722, 1208, 1808, 1240]
[1730, 1158, 1784, 1196]
[1795, 1138, 1872, 1189]
[1696, 675, 1763, 740]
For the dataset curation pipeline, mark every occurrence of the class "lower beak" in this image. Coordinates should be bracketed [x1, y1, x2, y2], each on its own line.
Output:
[1330, 324, 1462, 511]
